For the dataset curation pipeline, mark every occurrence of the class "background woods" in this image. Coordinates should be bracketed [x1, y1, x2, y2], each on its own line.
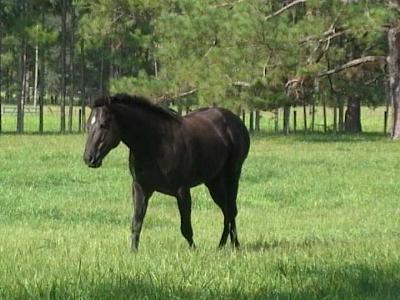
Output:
[0, 0, 399, 136]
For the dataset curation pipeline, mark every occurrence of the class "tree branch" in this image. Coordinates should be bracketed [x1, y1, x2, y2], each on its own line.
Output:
[213, 0, 245, 8]
[265, 0, 307, 21]
[155, 89, 198, 105]
[232, 81, 251, 87]
[318, 56, 387, 77]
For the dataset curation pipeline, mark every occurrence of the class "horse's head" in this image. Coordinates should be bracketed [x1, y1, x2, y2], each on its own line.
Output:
[83, 105, 121, 168]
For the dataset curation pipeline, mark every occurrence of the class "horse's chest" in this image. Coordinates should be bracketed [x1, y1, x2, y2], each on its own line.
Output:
[134, 161, 180, 194]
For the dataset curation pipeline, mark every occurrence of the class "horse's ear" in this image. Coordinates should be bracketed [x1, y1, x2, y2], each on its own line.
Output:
[86, 96, 94, 109]
[104, 96, 113, 108]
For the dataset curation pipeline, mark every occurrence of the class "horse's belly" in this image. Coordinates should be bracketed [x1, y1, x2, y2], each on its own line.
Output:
[187, 146, 228, 185]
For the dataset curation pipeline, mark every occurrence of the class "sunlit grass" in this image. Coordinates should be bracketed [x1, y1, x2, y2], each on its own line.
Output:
[0, 134, 400, 299]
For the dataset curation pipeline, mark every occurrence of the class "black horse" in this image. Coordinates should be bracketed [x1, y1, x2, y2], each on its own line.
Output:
[83, 93, 250, 250]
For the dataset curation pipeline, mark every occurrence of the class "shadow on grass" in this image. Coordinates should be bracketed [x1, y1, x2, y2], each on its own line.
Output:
[251, 131, 390, 143]
[8, 263, 400, 300]
[243, 237, 339, 252]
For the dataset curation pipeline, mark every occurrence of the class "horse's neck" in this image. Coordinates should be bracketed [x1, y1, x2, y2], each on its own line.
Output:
[114, 104, 168, 152]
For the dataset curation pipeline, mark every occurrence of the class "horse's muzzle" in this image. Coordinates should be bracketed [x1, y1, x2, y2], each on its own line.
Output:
[84, 154, 102, 168]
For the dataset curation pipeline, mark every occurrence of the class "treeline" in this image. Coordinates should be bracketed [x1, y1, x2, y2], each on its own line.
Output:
[0, 0, 399, 134]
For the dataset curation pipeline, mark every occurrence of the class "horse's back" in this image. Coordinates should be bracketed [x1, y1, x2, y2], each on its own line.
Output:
[184, 107, 250, 169]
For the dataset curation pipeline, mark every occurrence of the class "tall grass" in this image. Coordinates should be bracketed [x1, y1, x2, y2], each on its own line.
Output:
[0, 134, 399, 299]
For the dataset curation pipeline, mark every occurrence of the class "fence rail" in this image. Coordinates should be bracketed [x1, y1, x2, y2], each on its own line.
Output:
[1, 106, 39, 115]
[0, 104, 390, 134]
[0, 105, 86, 133]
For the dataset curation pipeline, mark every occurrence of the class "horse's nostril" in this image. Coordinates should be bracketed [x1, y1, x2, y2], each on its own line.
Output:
[85, 154, 95, 165]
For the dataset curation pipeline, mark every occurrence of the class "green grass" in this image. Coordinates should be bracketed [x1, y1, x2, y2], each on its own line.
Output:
[1, 133, 400, 299]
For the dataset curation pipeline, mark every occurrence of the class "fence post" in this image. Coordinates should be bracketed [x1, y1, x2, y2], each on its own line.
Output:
[249, 109, 254, 132]
[303, 104, 307, 132]
[384, 111, 388, 135]
[255, 110, 260, 131]
[323, 98, 327, 132]
[78, 108, 82, 133]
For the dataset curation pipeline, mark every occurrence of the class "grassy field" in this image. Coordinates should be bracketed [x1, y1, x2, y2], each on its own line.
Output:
[1, 133, 400, 299]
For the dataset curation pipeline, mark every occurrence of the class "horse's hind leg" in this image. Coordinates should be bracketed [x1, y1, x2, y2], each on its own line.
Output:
[176, 188, 195, 248]
[226, 171, 241, 248]
[206, 177, 232, 248]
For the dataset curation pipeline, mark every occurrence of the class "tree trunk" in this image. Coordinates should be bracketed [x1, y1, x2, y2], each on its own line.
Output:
[109, 41, 115, 80]
[39, 10, 45, 134]
[100, 47, 104, 96]
[185, 98, 190, 114]
[249, 109, 254, 132]
[323, 96, 327, 132]
[68, 5, 75, 133]
[303, 103, 307, 132]
[60, 0, 67, 133]
[17, 40, 27, 134]
[344, 98, 362, 133]
[338, 96, 344, 133]
[312, 79, 319, 132]
[39, 56, 45, 134]
[274, 108, 279, 132]
[385, 81, 390, 135]
[283, 105, 290, 135]
[177, 102, 183, 116]
[333, 103, 338, 133]
[311, 103, 316, 132]
[0, 20, 2, 133]
[24, 64, 30, 104]
[33, 34, 39, 107]
[255, 110, 261, 131]
[389, 25, 400, 139]
[80, 39, 86, 132]
[293, 109, 297, 133]
[6, 67, 10, 103]
[17, 0, 27, 133]
[154, 57, 158, 78]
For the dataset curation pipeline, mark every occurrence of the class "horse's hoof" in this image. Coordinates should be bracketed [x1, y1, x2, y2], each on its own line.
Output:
[188, 241, 196, 250]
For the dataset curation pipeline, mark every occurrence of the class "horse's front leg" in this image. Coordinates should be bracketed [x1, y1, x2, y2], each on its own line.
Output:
[176, 188, 195, 248]
[131, 181, 152, 251]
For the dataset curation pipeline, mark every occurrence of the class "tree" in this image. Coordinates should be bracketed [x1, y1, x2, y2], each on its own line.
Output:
[389, 24, 400, 138]
[388, 0, 400, 138]
[60, 0, 67, 133]
[68, 3, 76, 133]
[0, 0, 3, 133]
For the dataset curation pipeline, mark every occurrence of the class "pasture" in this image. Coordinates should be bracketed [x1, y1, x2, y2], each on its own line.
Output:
[0, 133, 400, 299]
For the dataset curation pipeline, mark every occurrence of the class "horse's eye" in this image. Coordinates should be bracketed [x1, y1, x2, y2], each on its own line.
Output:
[100, 123, 108, 129]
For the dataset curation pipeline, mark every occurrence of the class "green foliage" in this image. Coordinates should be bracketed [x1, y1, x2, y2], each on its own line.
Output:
[0, 0, 395, 113]
[110, 73, 174, 99]
[26, 24, 59, 47]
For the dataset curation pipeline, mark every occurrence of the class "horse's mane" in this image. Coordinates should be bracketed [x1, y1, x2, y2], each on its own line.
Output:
[93, 93, 182, 123]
